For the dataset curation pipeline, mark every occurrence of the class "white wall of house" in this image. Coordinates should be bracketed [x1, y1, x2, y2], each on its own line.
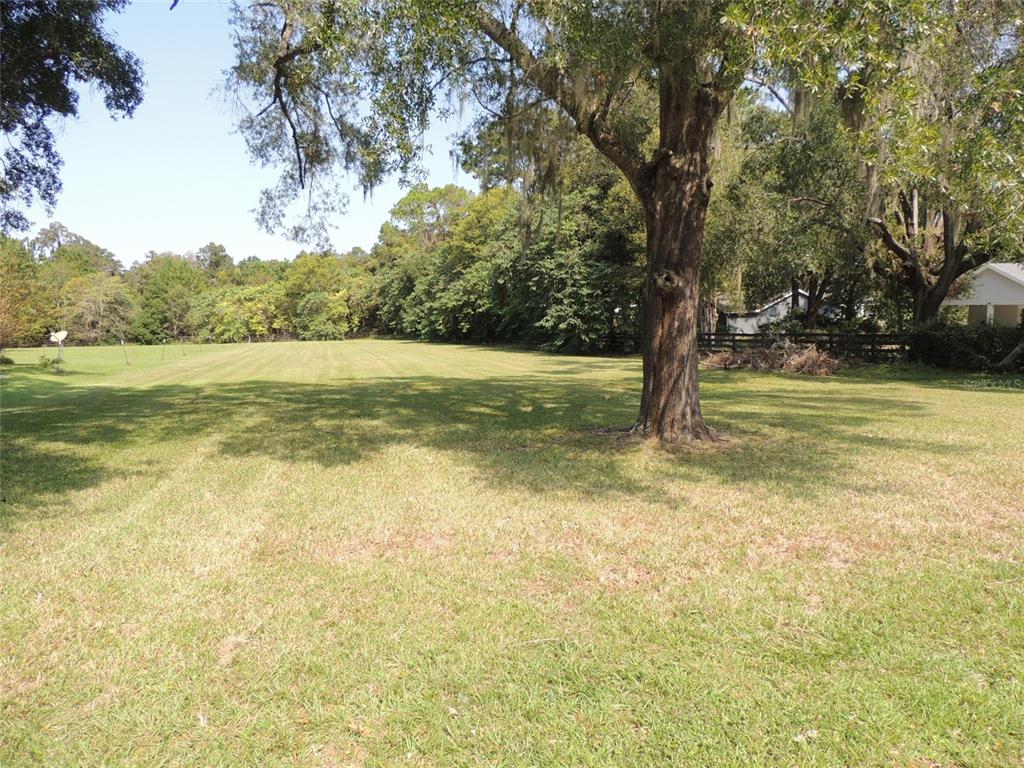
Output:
[724, 291, 808, 334]
[945, 264, 1024, 327]
[726, 315, 762, 334]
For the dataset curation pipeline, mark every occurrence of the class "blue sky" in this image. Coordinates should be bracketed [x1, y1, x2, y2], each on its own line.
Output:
[31, 0, 470, 266]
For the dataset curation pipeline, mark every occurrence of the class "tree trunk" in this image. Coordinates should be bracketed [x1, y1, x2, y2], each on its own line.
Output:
[633, 80, 719, 443]
[997, 337, 1024, 371]
[802, 272, 831, 330]
[873, 207, 980, 326]
[912, 286, 946, 325]
[475, 10, 725, 442]
[803, 275, 819, 329]
[698, 297, 718, 333]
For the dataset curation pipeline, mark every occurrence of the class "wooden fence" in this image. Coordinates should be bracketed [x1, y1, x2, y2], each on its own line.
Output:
[698, 332, 910, 362]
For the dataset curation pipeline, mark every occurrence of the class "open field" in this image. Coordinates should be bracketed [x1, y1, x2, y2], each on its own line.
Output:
[1, 340, 1022, 767]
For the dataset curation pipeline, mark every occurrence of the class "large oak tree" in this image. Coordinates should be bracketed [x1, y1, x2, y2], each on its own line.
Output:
[226, 0, 924, 442]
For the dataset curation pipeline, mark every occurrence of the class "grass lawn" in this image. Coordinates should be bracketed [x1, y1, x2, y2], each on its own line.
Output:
[1, 339, 1022, 767]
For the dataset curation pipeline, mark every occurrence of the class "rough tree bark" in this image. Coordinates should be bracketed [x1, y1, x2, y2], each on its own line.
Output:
[633, 76, 720, 442]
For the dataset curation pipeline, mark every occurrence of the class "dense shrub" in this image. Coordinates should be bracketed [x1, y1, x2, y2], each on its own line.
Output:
[759, 310, 883, 336]
[295, 291, 351, 340]
[908, 322, 1023, 371]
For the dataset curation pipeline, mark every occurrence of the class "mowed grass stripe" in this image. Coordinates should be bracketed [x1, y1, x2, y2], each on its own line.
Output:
[0, 340, 1022, 767]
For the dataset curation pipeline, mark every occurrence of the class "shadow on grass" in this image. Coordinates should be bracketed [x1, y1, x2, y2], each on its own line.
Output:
[837, 362, 1024, 394]
[1, 370, 958, 522]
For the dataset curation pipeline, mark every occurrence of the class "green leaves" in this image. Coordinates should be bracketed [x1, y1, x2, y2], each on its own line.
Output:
[865, 1, 1024, 298]
[1, 0, 144, 231]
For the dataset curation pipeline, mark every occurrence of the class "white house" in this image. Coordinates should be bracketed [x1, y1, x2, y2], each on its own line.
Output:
[724, 289, 809, 334]
[943, 262, 1024, 326]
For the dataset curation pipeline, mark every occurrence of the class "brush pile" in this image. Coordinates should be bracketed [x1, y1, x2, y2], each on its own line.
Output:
[703, 341, 847, 376]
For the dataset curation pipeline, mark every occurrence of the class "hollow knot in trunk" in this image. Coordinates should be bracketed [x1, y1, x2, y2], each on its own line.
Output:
[654, 269, 685, 294]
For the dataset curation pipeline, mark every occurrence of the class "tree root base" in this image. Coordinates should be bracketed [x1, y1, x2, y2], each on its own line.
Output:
[595, 422, 719, 445]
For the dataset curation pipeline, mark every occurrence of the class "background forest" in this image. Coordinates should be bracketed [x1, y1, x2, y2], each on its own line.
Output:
[1, 93, 1020, 354]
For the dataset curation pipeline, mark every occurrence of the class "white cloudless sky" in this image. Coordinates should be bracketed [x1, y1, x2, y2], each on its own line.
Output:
[29, 0, 471, 266]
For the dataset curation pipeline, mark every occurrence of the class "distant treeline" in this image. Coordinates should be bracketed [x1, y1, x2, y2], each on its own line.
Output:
[6, 98, 1015, 354]
[0, 175, 645, 353]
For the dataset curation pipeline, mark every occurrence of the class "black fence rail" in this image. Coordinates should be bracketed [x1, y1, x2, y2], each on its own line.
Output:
[698, 332, 910, 362]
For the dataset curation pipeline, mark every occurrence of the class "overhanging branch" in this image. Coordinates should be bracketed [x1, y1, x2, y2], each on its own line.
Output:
[265, 15, 321, 188]
[473, 7, 645, 185]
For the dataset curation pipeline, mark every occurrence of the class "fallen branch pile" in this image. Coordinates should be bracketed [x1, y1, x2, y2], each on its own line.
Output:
[702, 342, 848, 376]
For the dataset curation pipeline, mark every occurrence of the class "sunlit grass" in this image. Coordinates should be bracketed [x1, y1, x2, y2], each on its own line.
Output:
[1, 340, 1022, 767]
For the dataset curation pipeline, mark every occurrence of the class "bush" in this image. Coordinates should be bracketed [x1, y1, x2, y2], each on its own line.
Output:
[760, 311, 884, 336]
[38, 355, 60, 371]
[0, 353, 13, 365]
[908, 322, 1023, 372]
[823, 316, 884, 334]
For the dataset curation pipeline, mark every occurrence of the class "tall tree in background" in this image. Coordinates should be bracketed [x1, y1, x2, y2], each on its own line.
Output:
[864, 1, 1024, 323]
[63, 271, 137, 344]
[717, 102, 871, 328]
[195, 242, 238, 285]
[226, 0, 922, 442]
[0, 0, 144, 231]
[0, 237, 46, 350]
[34, 226, 124, 332]
[129, 254, 206, 343]
[2, 224, 134, 347]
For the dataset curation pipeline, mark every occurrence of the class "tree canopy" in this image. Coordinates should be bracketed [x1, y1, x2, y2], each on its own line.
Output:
[863, 0, 1024, 322]
[0, 0, 144, 231]
[226, 0, 927, 243]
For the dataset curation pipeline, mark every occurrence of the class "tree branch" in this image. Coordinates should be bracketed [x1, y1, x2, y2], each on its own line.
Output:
[868, 216, 914, 266]
[897, 190, 915, 242]
[745, 76, 793, 115]
[473, 7, 645, 185]
[790, 195, 833, 209]
[263, 14, 322, 188]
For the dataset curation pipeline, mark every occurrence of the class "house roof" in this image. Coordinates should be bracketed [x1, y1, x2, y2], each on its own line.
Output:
[723, 289, 810, 318]
[753, 289, 809, 315]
